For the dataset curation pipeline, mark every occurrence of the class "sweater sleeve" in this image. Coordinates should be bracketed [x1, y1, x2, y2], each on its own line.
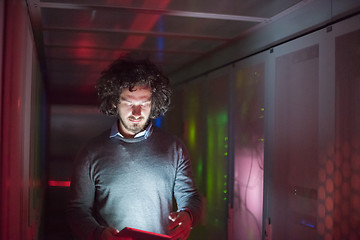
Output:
[66, 148, 105, 240]
[173, 142, 202, 226]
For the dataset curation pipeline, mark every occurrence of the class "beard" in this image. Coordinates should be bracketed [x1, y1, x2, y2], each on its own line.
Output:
[119, 116, 150, 135]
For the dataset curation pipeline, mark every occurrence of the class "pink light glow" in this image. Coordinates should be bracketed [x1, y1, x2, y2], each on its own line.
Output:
[233, 147, 264, 240]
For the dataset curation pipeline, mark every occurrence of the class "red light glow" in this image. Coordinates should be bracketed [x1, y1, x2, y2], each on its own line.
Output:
[48, 180, 71, 187]
[121, 0, 170, 50]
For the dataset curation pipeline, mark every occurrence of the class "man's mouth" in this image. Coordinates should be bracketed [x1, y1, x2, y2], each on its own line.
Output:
[129, 117, 142, 123]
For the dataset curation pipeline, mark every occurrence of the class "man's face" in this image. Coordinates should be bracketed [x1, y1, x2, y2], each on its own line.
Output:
[117, 85, 152, 138]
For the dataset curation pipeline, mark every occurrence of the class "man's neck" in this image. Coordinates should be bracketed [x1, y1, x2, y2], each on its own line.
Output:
[117, 122, 151, 139]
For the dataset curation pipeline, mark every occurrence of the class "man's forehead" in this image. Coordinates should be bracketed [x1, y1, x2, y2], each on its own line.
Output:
[122, 84, 151, 92]
[120, 85, 152, 99]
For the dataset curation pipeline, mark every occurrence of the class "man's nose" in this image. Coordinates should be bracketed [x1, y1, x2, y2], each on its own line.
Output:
[132, 105, 141, 116]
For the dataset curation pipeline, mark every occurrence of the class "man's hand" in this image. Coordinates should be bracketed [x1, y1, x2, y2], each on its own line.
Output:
[168, 211, 192, 240]
[101, 227, 133, 240]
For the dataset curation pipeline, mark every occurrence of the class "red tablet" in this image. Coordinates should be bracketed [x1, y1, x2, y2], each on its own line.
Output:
[117, 227, 171, 240]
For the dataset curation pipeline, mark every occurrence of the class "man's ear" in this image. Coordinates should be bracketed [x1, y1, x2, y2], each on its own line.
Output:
[112, 104, 118, 113]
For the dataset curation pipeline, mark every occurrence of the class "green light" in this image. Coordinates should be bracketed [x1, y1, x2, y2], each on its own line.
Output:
[224, 190, 227, 194]
[224, 152, 228, 156]
[206, 107, 228, 225]
[206, 117, 215, 206]
[197, 162, 203, 175]
[188, 119, 196, 148]
[217, 112, 227, 125]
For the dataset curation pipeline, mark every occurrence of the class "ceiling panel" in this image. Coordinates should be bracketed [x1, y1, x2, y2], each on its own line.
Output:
[149, 15, 258, 38]
[42, 8, 142, 29]
[43, 30, 221, 53]
[40, 0, 303, 17]
[26, 0, 307, 105]
[42, 7, 258, 38]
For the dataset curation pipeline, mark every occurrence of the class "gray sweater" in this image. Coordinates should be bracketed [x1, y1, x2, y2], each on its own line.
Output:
[67, 125, 202, 240]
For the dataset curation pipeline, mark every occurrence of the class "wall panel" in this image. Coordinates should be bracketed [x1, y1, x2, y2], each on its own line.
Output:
[265, 14, 360, 240]
[0, 0, 46, 239]
[166, 13, 360, 240]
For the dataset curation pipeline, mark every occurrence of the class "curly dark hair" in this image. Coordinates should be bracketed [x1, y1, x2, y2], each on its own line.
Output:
[95, 57, 172, 119]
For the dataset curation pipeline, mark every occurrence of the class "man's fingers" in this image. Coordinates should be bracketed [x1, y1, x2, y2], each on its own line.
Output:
[100, 227, 120, 240]
[168, 211, 192, 239]
[168, 212, 181, 229]
[168, 212, 179, 221]
[111, 227, 120, 235]
[168, 219, 180, 230]
[169, 226, 190, 240]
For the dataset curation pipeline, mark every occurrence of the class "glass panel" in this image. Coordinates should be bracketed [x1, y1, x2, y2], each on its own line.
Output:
[165, 74, 229, 240]
[182, 82, 206, 193]
[332, 29, 360, 240]
[205, 73, 229, 239]
[232, 62, 265, 240]
[272, 44, 319, 240]
[179, 81, 207, 239]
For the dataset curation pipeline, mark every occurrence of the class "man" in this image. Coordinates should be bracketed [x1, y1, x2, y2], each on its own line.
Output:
[67, 57, 202, 240]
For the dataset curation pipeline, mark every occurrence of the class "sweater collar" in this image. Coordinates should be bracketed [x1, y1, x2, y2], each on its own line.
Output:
[109, 120, 153, 140]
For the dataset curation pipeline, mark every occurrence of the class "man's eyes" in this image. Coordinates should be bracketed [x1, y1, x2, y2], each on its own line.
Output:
[122, 102, 150, 107]
[139, 102, 150, 106]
